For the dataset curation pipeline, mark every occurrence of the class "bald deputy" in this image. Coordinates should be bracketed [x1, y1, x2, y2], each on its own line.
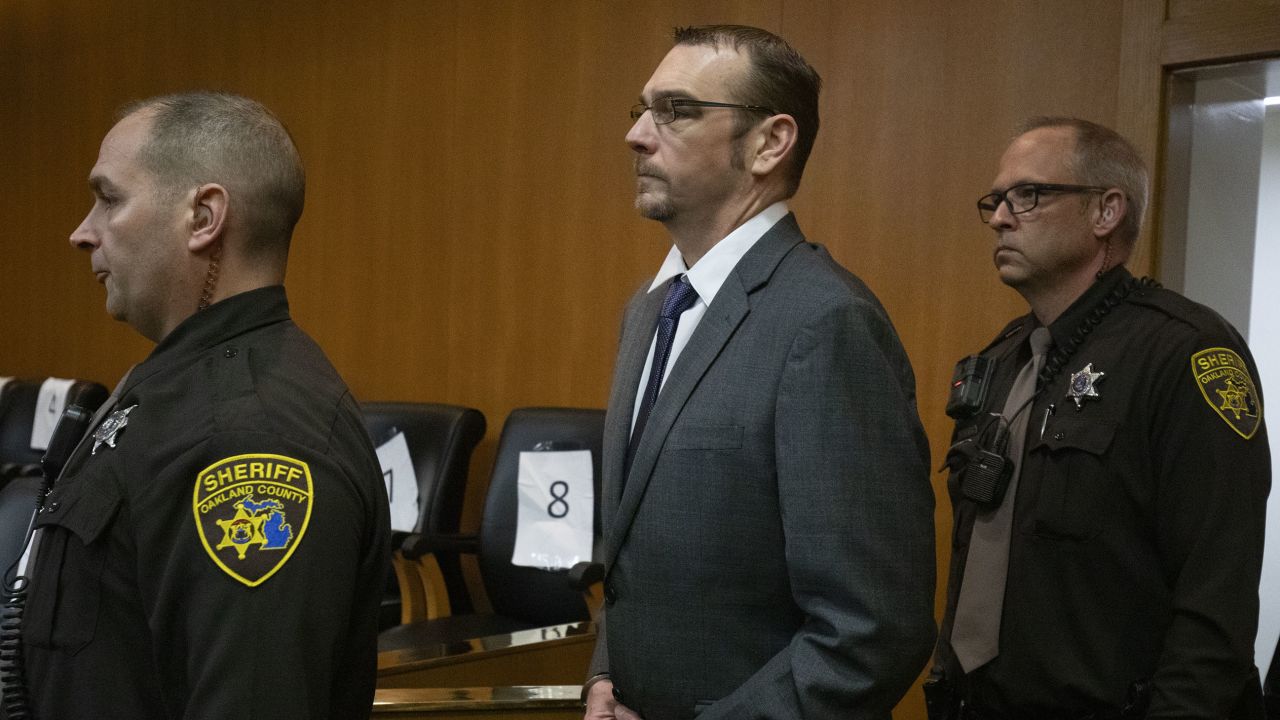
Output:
[18, 92, 390, 719]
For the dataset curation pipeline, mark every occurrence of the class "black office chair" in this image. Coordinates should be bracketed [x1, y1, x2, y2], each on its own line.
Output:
[1, 375, 109, 549]
[0, 377, 109, 494]
[362, 402, 486, 625]
[0, 378, 107, 475]
[378, 406, 605, 652]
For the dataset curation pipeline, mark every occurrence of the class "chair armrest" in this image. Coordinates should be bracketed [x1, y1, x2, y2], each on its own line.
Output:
[568, 562, 606, 624]
[400, 531, 480, 559]
[392, 548, 454, 624]
[567, 561, 605, 590]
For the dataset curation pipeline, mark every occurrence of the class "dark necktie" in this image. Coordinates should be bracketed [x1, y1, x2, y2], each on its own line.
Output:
[625, 274, 699, 478]
[950, 326, 1052, 672]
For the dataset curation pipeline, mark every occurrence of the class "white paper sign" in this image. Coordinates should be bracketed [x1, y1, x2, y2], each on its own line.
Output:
[512, 449, 594, 570]
[375, 430, 421, 532]
[0, 377, 13, 400]
[31, 377, 75, 451]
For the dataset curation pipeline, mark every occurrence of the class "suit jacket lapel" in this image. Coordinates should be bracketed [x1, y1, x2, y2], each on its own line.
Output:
[604, 214, 806, 567]
[602, 282, 668, 517]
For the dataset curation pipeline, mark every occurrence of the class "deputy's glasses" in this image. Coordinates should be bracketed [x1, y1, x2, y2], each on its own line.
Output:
[630, 97, 777, 125]
[977, 183, 1109, 223]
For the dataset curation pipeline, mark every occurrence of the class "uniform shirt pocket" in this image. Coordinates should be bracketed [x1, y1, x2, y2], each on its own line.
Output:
[1026, 414, 1118, 540]
[24, 479, 122, 654]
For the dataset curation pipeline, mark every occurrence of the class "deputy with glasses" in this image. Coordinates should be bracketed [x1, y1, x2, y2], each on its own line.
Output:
[928, 117, 1269, 719]
[583, 24, 935, 720]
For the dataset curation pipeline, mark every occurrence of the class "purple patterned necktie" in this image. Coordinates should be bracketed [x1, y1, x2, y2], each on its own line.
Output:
[625, 274, 699, 479]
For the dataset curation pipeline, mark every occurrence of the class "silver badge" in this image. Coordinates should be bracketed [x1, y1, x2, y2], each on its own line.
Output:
[93, 405, 136, 454]
[1067, 364, 1105, 409]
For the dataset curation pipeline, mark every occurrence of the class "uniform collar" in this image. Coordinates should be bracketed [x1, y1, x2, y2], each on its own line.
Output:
[1045, 265, 1132, 348]
[125, 286, 291, 392]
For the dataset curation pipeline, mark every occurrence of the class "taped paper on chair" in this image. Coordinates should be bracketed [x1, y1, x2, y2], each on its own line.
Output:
[513, 450, 593, 570]
[31, 377, 74, 451]
[375, 430, 420, 532]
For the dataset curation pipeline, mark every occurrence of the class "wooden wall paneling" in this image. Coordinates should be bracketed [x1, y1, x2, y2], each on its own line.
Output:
[282, 0, 465, 411]
[1162, 2, 1280, 66]
[0, 1, 152, 385]
[1116, 0, 1167, 278]
[1167, 0, 1280, 20]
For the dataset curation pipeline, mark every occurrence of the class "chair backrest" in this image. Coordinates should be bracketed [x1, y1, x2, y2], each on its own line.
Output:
[362, 402, 486, 535]
[0, 377, 109, 468]
[478, 407, 605, 626]
[0, 474, 41, 577]
[1, 377, 108, 622]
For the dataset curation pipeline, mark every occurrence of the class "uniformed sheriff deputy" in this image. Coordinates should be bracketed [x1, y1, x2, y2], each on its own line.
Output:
[929, 117, 1270, 718]
[19, 92, 391, 718]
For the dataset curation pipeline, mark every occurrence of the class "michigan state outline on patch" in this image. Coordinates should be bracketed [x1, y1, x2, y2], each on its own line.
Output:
[193, 453, 314, 587]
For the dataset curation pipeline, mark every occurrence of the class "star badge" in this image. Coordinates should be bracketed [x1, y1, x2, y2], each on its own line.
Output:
[93, 405, 136, 454]
[1067, 364, 1105, 409]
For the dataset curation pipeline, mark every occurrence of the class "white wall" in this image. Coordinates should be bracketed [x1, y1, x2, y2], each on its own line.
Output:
[1180, 77, 1263, 332]
[1250, 100, 1280, 677]
[1169, 61, 1280, 676]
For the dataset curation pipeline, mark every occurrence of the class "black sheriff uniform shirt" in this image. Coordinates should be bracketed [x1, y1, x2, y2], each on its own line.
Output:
[939, 267, 1270, 718]
[23, 286, 391, 719]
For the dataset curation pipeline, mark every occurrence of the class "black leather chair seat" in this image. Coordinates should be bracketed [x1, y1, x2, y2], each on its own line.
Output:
[378, 612, 537, 652]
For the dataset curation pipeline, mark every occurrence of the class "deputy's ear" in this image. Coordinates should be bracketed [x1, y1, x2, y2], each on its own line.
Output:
[1093, 189, 1126, 239]
[188, 183, 229, 254]
[750, 114, 798, 178]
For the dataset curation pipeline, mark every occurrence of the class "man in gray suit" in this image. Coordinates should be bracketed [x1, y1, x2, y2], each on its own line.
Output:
[583, 25, 936, 720]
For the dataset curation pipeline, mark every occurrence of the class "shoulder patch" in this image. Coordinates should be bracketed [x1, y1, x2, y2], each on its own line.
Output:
[193, 453, 314, 586]
[1191, 348, 1262, 439]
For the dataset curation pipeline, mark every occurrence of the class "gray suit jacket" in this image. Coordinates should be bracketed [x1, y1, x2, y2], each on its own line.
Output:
[589, 215, 935, 720]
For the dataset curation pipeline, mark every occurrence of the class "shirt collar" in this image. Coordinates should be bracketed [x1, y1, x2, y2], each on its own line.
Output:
[1046, 265, 1133, 347]
[648, 201, 790, 306]
[127, 286, 291, 391]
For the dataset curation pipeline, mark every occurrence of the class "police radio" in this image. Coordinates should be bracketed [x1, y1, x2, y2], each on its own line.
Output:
[958, 420, 1013, 506]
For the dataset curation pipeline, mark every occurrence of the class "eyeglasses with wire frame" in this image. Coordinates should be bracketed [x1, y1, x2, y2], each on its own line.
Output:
[630, 97, 777, 125]
[977, 183, 1110, 223]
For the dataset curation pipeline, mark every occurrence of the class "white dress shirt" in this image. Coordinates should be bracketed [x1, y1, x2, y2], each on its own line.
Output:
[630, 201, 790, 434]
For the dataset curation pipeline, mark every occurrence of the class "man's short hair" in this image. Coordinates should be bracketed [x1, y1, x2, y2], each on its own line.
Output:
[674, 25, 821, 197]
[1017, 116, 1149, 247]
[118, 92, 305, 259]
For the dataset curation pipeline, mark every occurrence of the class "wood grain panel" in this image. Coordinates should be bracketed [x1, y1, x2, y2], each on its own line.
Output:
[0, 3, 1136, 718]
[1116, 0, 1167, 278]
[1167, 0, 1280, 22]
[1162, 5, 1280, 66]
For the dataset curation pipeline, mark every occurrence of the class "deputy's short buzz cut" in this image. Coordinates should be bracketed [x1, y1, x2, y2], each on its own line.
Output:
[118, 92, 306, 260]
[1016, 116, 1149, 248]
[674, 25, 821, 198]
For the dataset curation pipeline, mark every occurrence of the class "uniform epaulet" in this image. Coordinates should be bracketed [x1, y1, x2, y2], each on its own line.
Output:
[1124, 284, 1232, 334]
